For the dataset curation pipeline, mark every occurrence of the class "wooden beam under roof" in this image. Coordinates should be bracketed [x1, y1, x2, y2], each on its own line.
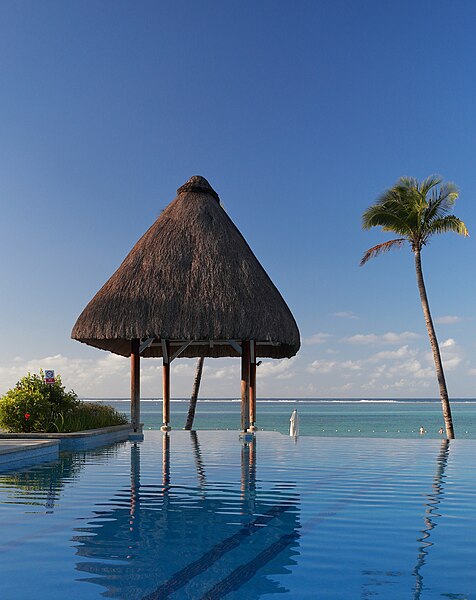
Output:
[140, 337, 155, 354]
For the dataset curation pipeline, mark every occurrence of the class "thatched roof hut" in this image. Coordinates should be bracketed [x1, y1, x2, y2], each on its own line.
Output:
[72, 176, 300, 358]
[72, 176, 300, 432]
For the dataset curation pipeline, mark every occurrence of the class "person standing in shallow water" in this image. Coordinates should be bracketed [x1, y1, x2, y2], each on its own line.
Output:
[290, 409, 299, 437]
[419, 426, 426, 435]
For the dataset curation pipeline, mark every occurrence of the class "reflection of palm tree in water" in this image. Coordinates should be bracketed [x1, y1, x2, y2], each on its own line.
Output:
[412, 439, 450, 600]
[190, 430, 206, 488]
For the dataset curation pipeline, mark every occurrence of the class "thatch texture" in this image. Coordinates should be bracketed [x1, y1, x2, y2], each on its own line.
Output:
[71, 176, 300, 359]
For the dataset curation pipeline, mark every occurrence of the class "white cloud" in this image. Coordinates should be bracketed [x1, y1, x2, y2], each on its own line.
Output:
[396, 359, 433, 380]
[204, 364, 236, 380]
[367, 347, 433, 381]
[369, 345, 414, 361]
[308, 360, 337, 374]
[258, 358, 297, 380]
[308, 338, 442, 395]
[332, 311, 359, 320]
[0, 355, 244, 398]
[362, 376, 431, 392]
[308, 359, 361, 374]
[341, 360, 363, 372]
[303, 333, 332, 345]
[1, 334, 465, 400]
[440, 338, 455, 348]
[328, 382, 353, 392]
[171, 362, 196, 376]
[343, 334, 380, 344]
[0, 352, 303, 399]
[439, 338, 463, 371]
[343, 331, 420, 345]
[435, 315, 462, 324]
[0, 353, 129, 397]
[304, 332, 466, 397]
[367, 337, 463, 386]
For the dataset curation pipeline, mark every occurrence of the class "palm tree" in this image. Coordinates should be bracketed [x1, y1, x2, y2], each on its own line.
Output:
[361, 176, 468, 439]
[184, 357, 204, 430]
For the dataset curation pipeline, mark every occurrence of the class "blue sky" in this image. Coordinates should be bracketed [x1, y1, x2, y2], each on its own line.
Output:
[1, 0, 475, 399]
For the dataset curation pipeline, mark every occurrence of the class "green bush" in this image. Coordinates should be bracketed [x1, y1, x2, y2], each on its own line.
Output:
[54, 402, 128, 433]
[0, 371, 78, 432]
[0, 372, 128, 433]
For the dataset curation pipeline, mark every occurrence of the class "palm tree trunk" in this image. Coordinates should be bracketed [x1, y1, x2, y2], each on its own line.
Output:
[184, 357, 204, 430]
[414, 250, 455, 438]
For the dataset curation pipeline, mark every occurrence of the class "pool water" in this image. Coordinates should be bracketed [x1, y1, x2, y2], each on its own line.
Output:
[0, 431, 474, 599]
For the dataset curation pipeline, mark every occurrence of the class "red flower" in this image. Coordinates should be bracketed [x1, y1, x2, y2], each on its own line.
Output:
[24, 413, 31, 420]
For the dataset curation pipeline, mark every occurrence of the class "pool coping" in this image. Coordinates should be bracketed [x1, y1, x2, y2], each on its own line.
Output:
[0, 439, 60, 470]
[0, 423, 133, 459]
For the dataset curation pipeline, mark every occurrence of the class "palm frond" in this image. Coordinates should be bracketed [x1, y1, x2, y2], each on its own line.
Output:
[426, 216, 469, 238]
[362, 175, 467, 262]
[362, 196, 415, 235]
[437, 182, 459, 209]
[360, 238, 407, 266]
[374, 186, 402, 206]
[399, 176, 421, 190]
[418, 175, 443, 197]
[426, 182, 459, 217]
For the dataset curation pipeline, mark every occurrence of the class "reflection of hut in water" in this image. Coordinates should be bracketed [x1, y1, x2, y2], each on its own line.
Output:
[73, 433, 301, 599]
[71, 176, 300, 432]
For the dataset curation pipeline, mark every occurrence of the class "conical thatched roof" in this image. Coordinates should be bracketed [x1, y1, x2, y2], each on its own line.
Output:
[71, 176, 300, 359]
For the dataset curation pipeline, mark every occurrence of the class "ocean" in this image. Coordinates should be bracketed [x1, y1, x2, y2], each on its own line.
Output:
[89, 398, 476, 439]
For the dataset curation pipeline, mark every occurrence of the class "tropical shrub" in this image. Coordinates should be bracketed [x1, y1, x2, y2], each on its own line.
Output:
[53, 402, 128, 433]
[0, 371, 78, 432]
[0, 372, 128, 433]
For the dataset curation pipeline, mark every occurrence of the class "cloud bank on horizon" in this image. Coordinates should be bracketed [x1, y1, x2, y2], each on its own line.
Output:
[1, 328, 472, 399]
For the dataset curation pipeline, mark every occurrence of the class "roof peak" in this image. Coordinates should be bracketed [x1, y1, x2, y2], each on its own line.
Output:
[177, 176, 220, 202]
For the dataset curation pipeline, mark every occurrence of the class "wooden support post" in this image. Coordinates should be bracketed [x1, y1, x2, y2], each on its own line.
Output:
[130, 338, 141, 432]
[241, 340, 251, 431]
[249, 340, 257, 431]
[161, 341, 171, 431]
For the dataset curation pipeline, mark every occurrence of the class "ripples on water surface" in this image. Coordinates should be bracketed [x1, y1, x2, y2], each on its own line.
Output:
[0, 431, 475, 599]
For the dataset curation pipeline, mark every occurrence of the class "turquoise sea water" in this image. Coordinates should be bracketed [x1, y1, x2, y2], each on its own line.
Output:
[94, 398, 476, 439]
